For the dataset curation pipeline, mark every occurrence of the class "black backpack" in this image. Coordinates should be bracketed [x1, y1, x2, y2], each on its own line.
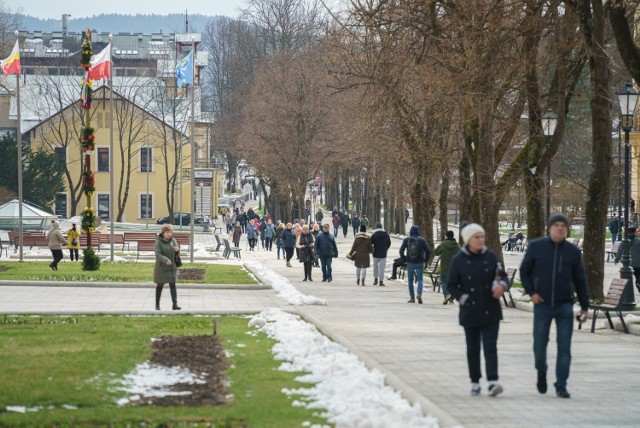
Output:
[407, 237, 421, 262]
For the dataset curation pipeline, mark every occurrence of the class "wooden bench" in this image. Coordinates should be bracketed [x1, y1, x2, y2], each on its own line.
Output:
[426, 256, 441, 292]
[136, 239, 157, 260]
[580, 278, 630, 334]
[211, 220, 223, 234]
[503, 268, 517, 308]
[606, 242, 620, 263]
[223, 237, 241, 259]
[123, 232, 157, 251]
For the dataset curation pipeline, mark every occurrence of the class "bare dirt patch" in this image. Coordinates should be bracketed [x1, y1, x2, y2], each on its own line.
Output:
[178, 268, 206, 281]
[135, 334, 228, 407]
[0, 266, 11, 273]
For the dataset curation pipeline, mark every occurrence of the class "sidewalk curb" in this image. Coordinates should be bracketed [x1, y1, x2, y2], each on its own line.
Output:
[0, 309, 298, 316]
[297, 310, 463, 428]
[0, 280, 269, 290]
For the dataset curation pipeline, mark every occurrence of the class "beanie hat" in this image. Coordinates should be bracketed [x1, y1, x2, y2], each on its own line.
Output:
[375, 222, 383, 229]
[547, 213, 570, 237]
[460, 223, 485, 243]
[359, 224, 366, 232]
[446, 230, 455, 239]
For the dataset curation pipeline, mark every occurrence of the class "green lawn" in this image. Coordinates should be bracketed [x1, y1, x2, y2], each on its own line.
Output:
[0, 316, 325, 427]
[0, 262, 257, 284]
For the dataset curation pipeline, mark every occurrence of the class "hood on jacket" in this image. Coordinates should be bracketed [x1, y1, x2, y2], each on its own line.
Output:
[409, 225, 420, 236]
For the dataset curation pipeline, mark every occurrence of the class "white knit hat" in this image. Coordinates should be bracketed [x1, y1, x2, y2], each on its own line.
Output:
[460, 223, 485, 243]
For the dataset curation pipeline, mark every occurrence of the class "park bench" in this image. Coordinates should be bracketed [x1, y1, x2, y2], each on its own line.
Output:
[214, 234, 223, 252]
[0, 239, 8, 257]
[123, 232, 157, 251]
[222, 237, 242, 260]
[211, 220, 223, 234]
[606, 242, 620, 263]
[503, 268, 517, 308]
[8, 231, 43, 249]
[426, 256, 441, 292]
[136, 239, 157, 260]
[514, 237, 528, 252]
[578, 278, 630, 334]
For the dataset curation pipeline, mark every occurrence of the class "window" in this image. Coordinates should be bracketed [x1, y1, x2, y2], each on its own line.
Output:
[140, 194, 152, 219]
[98, 194, 110, 220]
[54, 147, 66, 170]
[54, 193, 67, 218]
[97, 147, 109, 172]
[140, 147, 152, 172]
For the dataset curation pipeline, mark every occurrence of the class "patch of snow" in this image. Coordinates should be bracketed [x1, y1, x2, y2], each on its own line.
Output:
[249, 308, 438, 428]
[6, 406, 26, 413]
[624, 314, 640, 323]
[115, 362, 206, 405]
[61, 404, 78, 410]
[236, 343, 246, 348]
[101, 255, 128, 262]
[246, 262, 326, 306]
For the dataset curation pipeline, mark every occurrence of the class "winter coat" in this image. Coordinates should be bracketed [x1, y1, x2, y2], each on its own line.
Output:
[350, 232, 373, 268]
[238, 213, 248, 225]
[351, 216, 361, 229]
[361, 218, 370, 229]
[296, 232, 315, 263]
[232, 225, 242, 244]
[340, 214, 349, 228]
[265, 223, 276, 238]
[154, 234, 178, 284]
[370, 229, 391, 258]
[399, 226, 431, 264]
[247, 209, 255, 220]
[316, 211, 324, 223]
[66, 228, 82, 250]
[615, 236, 640, 268]
[520, 236, 590, 310]
[447, 246, 509, 328]
[315, 231, 338, 257]
[281, 228, 296, 248]
[260, 220, 266, 239]
[47, 223, 66, 250]
[274, 224, 285, 241]
[434, 238, 461, 276]
[246, 224, 258, 240]
[332, 215, 340, 228]
[608, 218, 620, 233]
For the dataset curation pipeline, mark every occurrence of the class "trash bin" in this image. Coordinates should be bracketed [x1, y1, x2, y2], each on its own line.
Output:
[203, 220, 210, 233]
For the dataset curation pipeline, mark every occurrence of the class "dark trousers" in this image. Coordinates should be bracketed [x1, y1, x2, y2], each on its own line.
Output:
[249, 238, 256, 250]
[342, 225, 348, 237]
[464, 321, 500, 383]
[69, 248, 79, 261]
[303, 261, 313, 279]
[265, 237, 273, 250]
[285, 247, 294, 262]
[156, 283, 178, 307]
[50, 249, 63, 268]
[390, 258, 406, 278]
[533, 302, 573, 389]
[320, 255, 333, 279]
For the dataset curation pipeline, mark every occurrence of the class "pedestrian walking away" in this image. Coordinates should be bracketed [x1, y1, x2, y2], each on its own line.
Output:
[274, 221, 285, 259]
[340, 211, 350, 238]
[370, 222, 391, 286]
[46, 219, 66, 270]
[608, 216, 620, 244]
[332, 213, 340, 238]
[399, 225, 430, 303]
[351, 214, 361, 237]
[66, 223, 82, 262]
[614, 226, 640, 292]
[296, 225, 315, 281]
[434, 230, 461, 304]
[315, 223, 339, 282]
[447, 223, 509, 397]
[520, 214, 589, 399]
[282, 223, 297, 267]
[348, 224, 373, 285]
[154, 224, 181, 311]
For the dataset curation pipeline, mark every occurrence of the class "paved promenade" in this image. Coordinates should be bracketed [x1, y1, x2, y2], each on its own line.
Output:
[1, 230, 639, 427]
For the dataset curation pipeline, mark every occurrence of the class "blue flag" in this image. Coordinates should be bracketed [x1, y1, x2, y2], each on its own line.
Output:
[176, 50, 193, 88]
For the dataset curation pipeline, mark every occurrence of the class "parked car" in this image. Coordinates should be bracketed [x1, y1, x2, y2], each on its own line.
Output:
[218, 198, 231, 215]
[156, 213, 191, 226]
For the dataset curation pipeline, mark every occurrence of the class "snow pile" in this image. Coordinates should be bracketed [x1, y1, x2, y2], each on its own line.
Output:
[193, 243, 213, 258]
[624, 314, 640, 323]
[115, 362, 206, 406]
[246, 262, 326, 306]
[101, 255, 128, 263]
[249, 308, 438, 428]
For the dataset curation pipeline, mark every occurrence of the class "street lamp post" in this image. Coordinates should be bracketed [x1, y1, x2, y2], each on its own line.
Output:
[617, 81, 638, 309]
[542, 112, 558, 222]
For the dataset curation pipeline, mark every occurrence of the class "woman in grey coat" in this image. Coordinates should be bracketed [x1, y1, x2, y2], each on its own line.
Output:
[154, 224, 181, 311]
[46, 219, 66, 270]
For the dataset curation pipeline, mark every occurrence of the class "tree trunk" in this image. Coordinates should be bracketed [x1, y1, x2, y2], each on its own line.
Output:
[438, 166, 450, 241]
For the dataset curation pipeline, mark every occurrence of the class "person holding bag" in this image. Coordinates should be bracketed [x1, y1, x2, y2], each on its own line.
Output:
[349, 224, 373, 286]
[154, 224, 181, 311]
[66, 223, 81, 262]
[296, 225, 315, 281]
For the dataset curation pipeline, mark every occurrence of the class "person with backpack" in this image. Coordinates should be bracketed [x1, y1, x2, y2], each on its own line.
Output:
[434, 230, 461, 304]
[399, 225, 430, 303]
[315, 223, 339, 282]
[348, 224, 373, 285]
[370, 222, 391, 286]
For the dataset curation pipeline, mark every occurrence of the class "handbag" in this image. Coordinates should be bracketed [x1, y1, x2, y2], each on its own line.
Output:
[71, 239, 78, 246]
[174, 252, 182, 267]
[346, 252, 355, 260]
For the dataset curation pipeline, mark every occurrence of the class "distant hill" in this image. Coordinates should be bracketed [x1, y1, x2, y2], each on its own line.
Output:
[19, 13, 221, 34]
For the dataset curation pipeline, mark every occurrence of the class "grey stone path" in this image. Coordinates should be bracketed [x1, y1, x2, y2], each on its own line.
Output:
[1, 229, 640, 427]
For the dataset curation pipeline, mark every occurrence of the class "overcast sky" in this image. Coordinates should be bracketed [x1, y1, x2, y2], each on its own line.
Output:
[4, 0, 246, 19]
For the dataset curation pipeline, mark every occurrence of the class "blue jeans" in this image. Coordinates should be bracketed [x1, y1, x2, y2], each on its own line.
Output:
[320, 255, 333, 280]
[407, 262, 423, 298]
[276, 239, 283, 258]
[612, 233, 617, 244]
[441, 273, 449, 296]
[464, 321, 500, 383]
[533, 301, 574, 389]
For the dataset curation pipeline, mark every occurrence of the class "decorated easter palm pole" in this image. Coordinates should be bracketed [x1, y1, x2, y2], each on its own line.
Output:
[79, 29, 99, 269]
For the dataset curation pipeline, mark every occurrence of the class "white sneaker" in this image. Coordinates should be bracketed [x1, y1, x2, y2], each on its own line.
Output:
[470, 383, 481, 396]
[488, 382, 503, 397]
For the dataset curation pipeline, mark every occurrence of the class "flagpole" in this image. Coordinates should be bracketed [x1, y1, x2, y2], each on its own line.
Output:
[190, 36, 195, 263]
[16, 78, 23, 261]
[108, 35, 114, 262]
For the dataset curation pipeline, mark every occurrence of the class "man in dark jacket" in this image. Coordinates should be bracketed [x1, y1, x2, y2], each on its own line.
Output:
[314, 223, 338, 282]
[340, 211, 350, 238]
[608, 216, 620, 244]
[370, 222, 392, 286]
[399, 225, 431, 303]
[434, 230, 461, 304]
[351, 214, 361, 237]
[520, 214, 589, 399]
[315, 209, 324, 224]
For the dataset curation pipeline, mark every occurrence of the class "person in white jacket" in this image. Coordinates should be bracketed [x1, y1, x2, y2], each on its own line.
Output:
[46, 219, 67, 270]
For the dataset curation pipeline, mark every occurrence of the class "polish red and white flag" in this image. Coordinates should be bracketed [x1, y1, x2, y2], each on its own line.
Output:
[87, 43, 111, 81]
